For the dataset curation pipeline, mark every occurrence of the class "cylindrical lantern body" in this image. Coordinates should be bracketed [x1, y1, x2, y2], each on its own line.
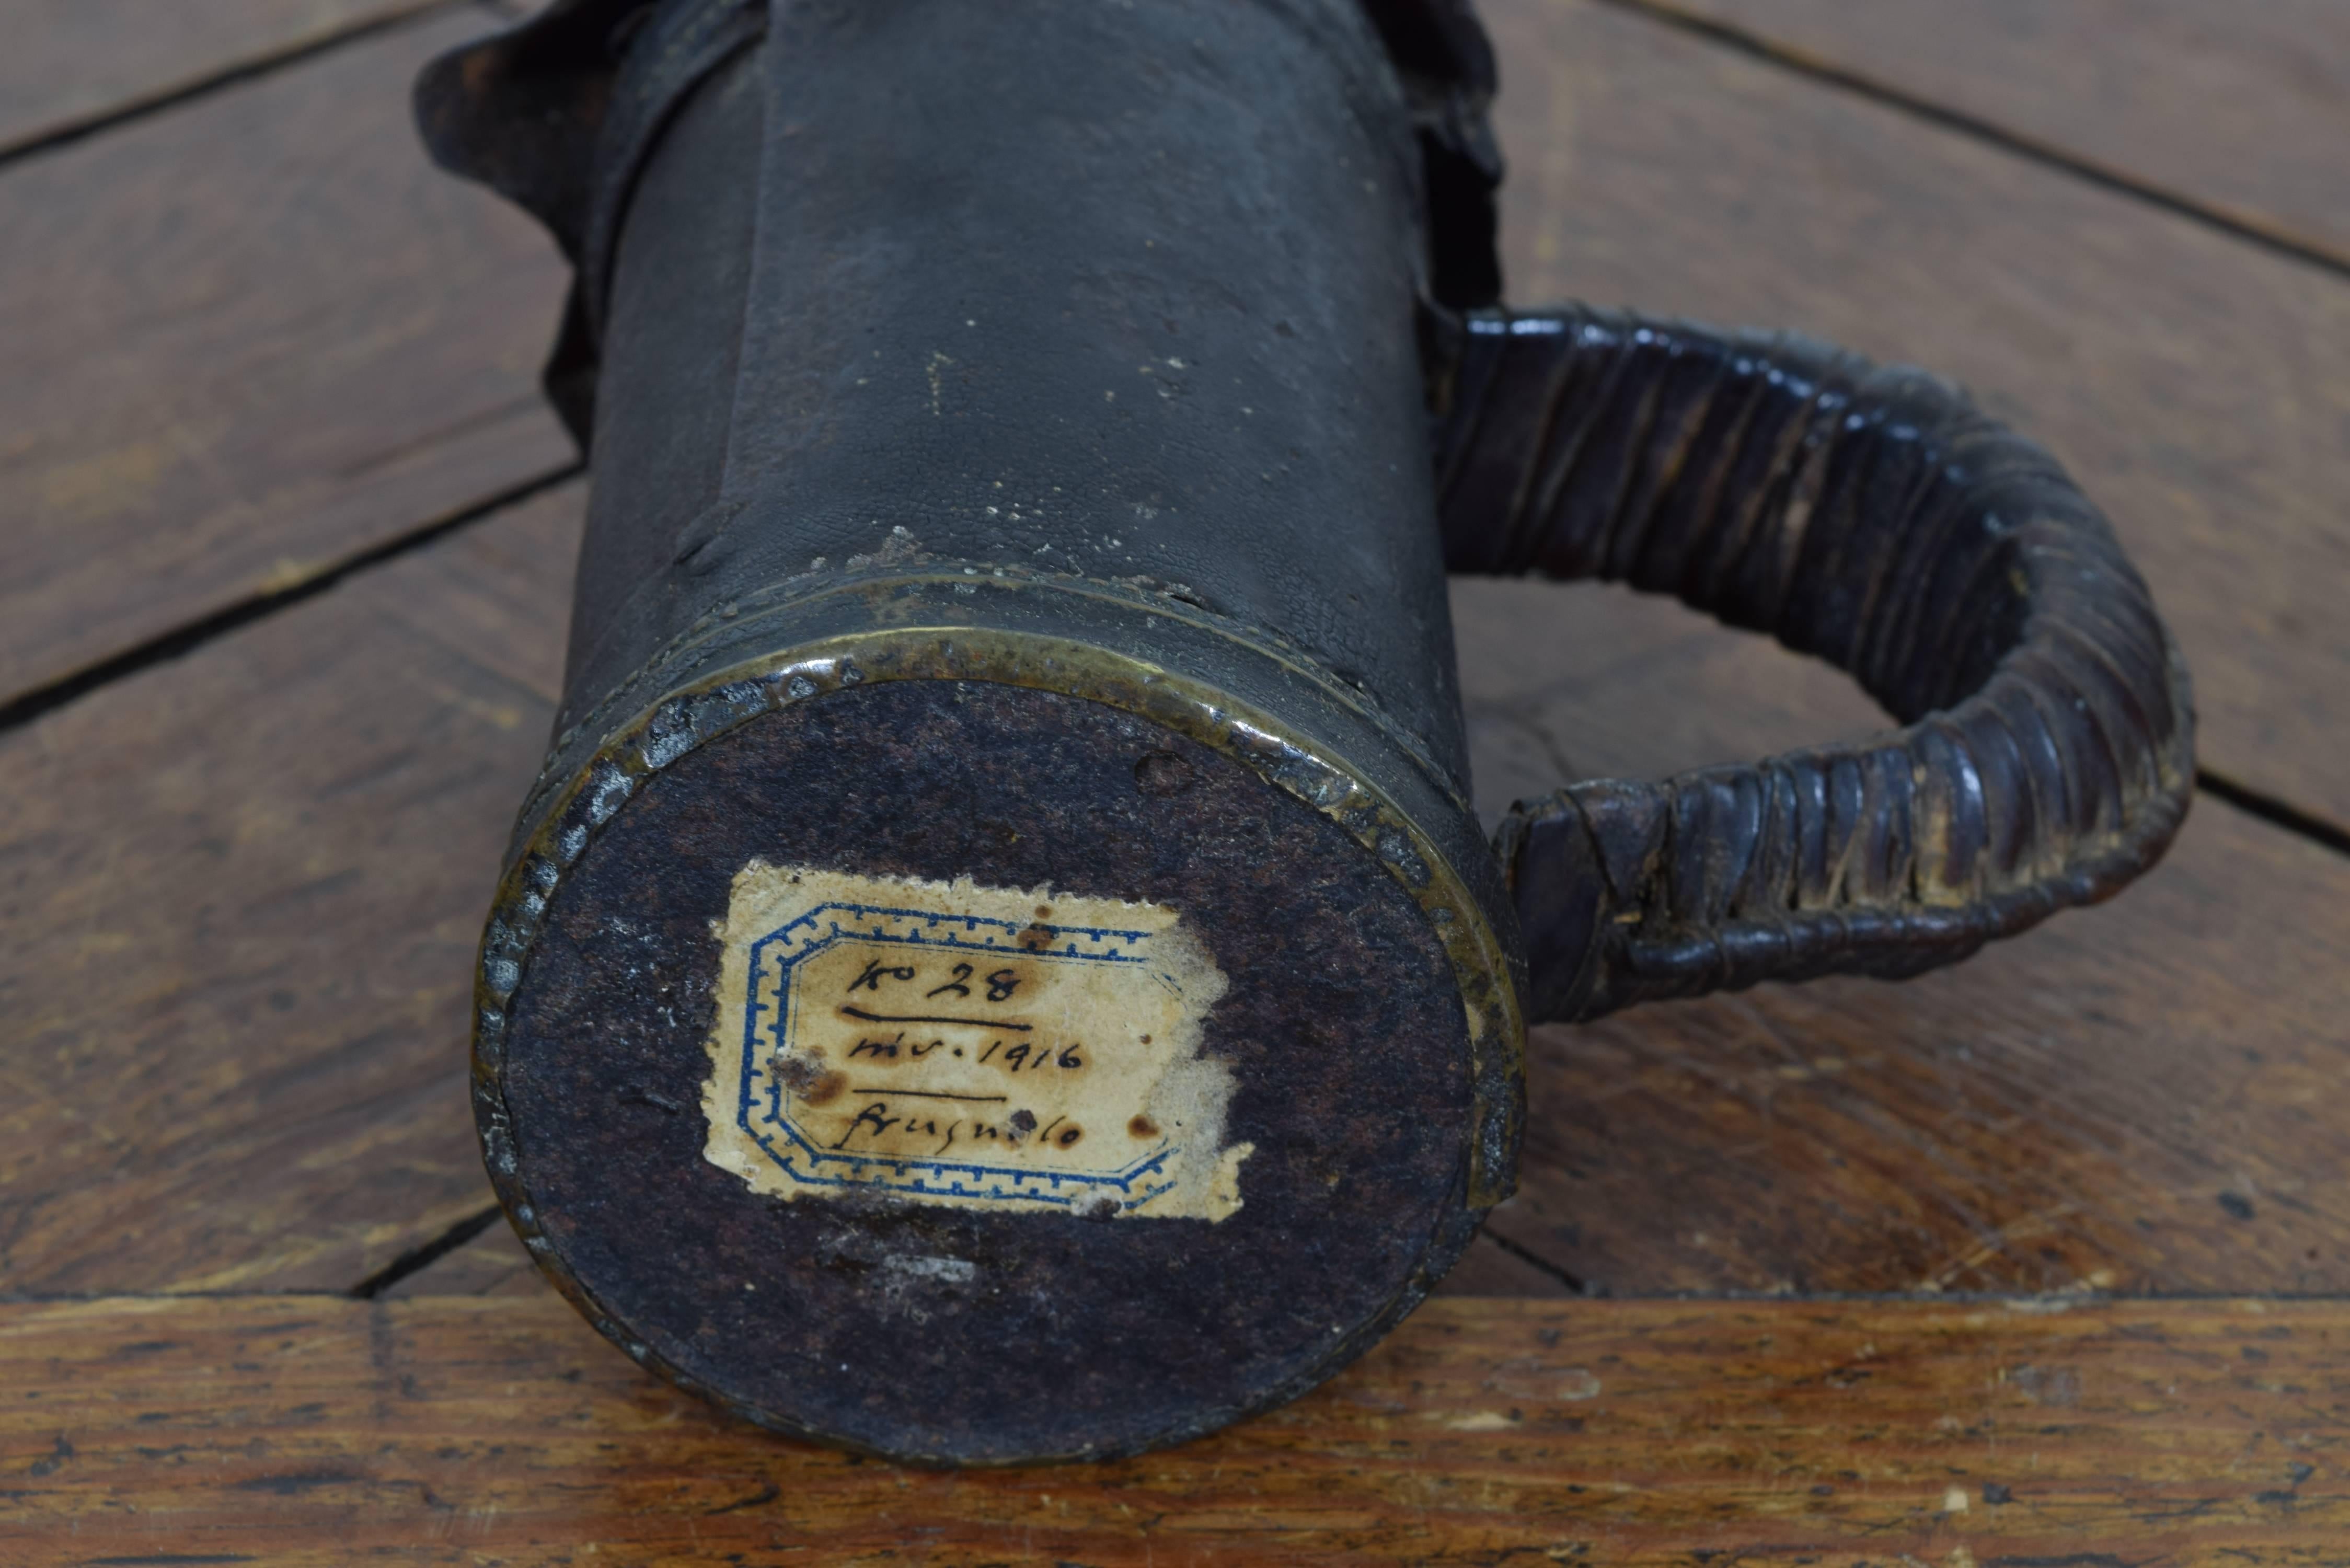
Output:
[470, 0, 1523, 1466]
[431, 0, 2199, 1472]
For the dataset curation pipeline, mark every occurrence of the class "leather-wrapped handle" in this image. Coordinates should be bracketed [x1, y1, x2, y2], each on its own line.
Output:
[1433, 305, 2196, 1022]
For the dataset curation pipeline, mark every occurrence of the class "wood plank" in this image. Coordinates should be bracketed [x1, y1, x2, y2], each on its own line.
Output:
[374, 1211, 542, 1299]
[0, 3, 572, 709]
[11, 0, 2348, 1312]
[0, 0, 443, 158]
[1456, 580, 2350, 1296]
[4, 1293, 2345, 1563]
[1455, 1, 2350, 1291]
[1477, 0, 2350, 833]
[1441, 1231, 1582, 1297]
[1651, 0, 2350, 268]
[0, 483, 582, 1295]
[384, 570, 2350, 1303]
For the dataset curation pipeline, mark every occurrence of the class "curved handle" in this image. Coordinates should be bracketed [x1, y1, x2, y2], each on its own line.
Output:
[1431, 305, 2196, 1022]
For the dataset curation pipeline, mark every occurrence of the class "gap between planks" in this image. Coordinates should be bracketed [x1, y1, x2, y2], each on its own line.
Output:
[1582, 0, 2350, 283]
[0, 1, 477, 169]
[0, 462, 580, 740]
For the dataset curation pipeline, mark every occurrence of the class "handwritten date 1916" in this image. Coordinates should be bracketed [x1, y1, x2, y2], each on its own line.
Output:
[844, 1033, 1084, 1073]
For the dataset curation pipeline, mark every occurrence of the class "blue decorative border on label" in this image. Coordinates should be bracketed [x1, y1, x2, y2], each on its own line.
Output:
[734, 901, 1188, 1209]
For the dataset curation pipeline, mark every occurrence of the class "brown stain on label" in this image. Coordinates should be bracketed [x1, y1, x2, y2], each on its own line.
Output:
[799, 1069, 847, 1106]
[700, 863, 1249, 1220]
[768, 1045, 831, 1094]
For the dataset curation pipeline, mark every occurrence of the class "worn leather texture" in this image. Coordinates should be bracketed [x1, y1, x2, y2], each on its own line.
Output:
[421, 0, 1485, 816]
[1432, 307, 2197, 1022]
[416, 2, 2196, 1042]
[413, 0, 1504, 444]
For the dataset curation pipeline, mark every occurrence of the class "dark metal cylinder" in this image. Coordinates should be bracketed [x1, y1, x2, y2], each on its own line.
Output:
[423, 0, 2195, 1472]
[465, 0, 1522, 1466]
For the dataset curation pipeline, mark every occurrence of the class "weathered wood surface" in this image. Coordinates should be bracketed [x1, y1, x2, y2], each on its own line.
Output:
[0, 0, 2337, 1318]
[1457, 579, 2350, 1296]
[1652, 0, 2350, 267]
[0, 0, 441, 158]
[0, 3, 571, 710]
[1478, 0, 2350, 835]
[5, 1294, 2345, 1564]
[4, 0, 2349, 1555]
[1522, 773, 2345, 1290]
[0, 484, 579, 1295]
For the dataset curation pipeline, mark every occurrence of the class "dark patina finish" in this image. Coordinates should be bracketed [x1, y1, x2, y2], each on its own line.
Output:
[1431, 307, 2195, 1021]
[417, 0, 2192, 1463]
[506, 678, 1475, 1462]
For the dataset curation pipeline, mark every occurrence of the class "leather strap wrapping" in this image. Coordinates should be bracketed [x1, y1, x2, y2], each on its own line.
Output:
[1434, 306, 2196, 1022]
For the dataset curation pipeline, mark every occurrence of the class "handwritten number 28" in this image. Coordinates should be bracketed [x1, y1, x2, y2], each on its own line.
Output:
[851, 957, 1022, 1002]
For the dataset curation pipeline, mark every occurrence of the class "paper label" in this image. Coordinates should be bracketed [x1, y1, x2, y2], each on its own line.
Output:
[701, 864, 1247, 1219]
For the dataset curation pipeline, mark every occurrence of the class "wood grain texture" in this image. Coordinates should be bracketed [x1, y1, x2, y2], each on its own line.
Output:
[0, 0, 443, 157]
[4, 1293, 2345, 1564]
[1656, 0, 2350, 267]
[0, 484, 582, 1295]
[1478, 0, 2350, 833]
[1455, 577, 2350, 1296]
[2, 3, 2343, 1556]
[0, 3, 572, 708]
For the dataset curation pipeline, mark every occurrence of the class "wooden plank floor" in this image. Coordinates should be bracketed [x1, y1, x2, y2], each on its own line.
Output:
[0, 3, 572, 713]
[0, 0, 442, 158]
[10, 1295, 2349, 1564]
[3, 0, 2345, 1561]
[1650, 0, 2350, 270]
